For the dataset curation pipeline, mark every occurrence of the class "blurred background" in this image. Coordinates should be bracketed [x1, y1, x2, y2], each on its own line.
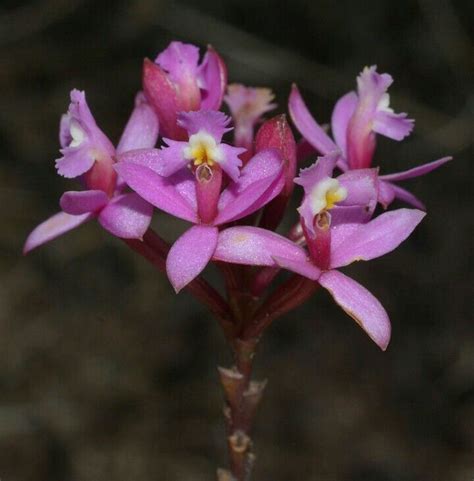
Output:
[1, 0, 473, 480]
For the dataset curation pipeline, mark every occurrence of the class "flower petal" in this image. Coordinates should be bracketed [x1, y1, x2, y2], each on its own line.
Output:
[166, 225, 218, 292]
[289, 84, 338, 155]
[331, 91, 358, 157]
[379, 156, 452, 182]
[319, 270, 391, 350]
[177, 110, 232, 142]
[116, 92, 159, 154]
[155, 41, 201, 111]
[159, 139, 189, 177]
[215, 148, 283, 225]
[98, 193, 153, 239]
[390, 184, 426, 210]
[330, 208, 426, 268]
[272, 255, 321, 280]
[373, 110, 414, 141]
[377, 180, 396, 208]
[60, 190, 109, 215]
[213, 226, 308, 266]
[218, 143, 245, 182]
[198, 46, 227, 110]
[56, 90, 115, 178]
[23, 211, 92, 254]
[142, 58, 183, 140]
[332, 168, 378, 223]
[115, 162, 198, 223]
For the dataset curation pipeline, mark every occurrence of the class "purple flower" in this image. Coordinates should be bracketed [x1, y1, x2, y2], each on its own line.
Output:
[213, 155, 426, 349]
[115, 141, 285, 292]
[225, 84, 276, 155]
[24, 90, 159, 254]
[143, 41, 227, 140]
[158, 110, 246, 182]
[289, 66, 451, 209]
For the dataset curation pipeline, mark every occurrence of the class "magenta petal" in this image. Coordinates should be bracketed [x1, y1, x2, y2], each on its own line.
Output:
[380, 156, 452, 182]
[116, 92, 159, 154]
[273, 255, 321, 280]
[117, 148, 166, 174]
[373, 110, 414, 141]
[60, 190, 108, 215]
[177, 110, 231, 142]
[330, 208, 426, 268]
[98, 193, 153, 239]
[337, 167, 378, 199]
[294, 153, 338, 191]
[289, 84, 338, 155]
[319, 270, 391, 350]
[55, 147, 96, 179]
[115, 162, 198, 223]
[378, 180, 396, 208]
[167, 225, 218, 292]
[214, 226, 308, 266]
[142, 59, 183, 140]
[23, 211, 92, 254]
[331, 91, 358, 156]
[390, 184, 426, 210]
[218, 143, 245, 182]
[215, 149, 283, 225]
[159, 139, 189, 177]
[198, 46, 227, 110]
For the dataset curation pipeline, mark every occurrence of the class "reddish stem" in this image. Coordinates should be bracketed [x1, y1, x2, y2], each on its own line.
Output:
[124, 229, 234, 337]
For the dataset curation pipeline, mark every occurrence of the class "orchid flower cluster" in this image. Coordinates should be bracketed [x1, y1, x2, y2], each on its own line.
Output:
[24, 41, 451, 480]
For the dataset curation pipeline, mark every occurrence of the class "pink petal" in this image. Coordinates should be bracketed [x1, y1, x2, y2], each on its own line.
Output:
[294, 153, 338, 191]
[60, 190, 109, 215]
[215, 149, 284, 225]
[159, 138, 189, 177]
[331, 91, 358, 157]
[338, 169, 381, 208]
[373, 110, 414, 141]
[330, 208, 426, 268]
[390, 184, 426, 210]
[166, 225, 218, 292]
[155, 42, 201, 113]
[377, 180, 396, 208]
[116, 92, 159, 154]
[198, 46, 227, 110]
[98, 193, 153, 239]
[56, 90, 115, 179]
[117, 148, 165, 174]
[289, 84, 338, 155]
[115, 162, 198, 223]
[23, 211, 92, 254]
[379, 156, 452, 182]
[319, 270, 391, 350]
[218, 143, 245, 182]
[142, 59, 183, 140]
[213, 226, 308, 266]
[273, 255, 321, 280]
[177, 110, 232, 142]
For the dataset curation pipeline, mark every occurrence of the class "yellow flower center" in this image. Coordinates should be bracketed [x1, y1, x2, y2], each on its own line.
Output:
[184, 131, 222, 167]
[310, 177, 347, 216]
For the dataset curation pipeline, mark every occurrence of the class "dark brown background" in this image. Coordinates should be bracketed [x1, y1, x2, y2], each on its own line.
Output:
[1, 0, 473, 480]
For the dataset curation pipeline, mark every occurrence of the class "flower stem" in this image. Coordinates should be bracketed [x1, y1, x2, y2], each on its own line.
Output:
[124, 229, 234, 338]
[218, 337, 265, 481]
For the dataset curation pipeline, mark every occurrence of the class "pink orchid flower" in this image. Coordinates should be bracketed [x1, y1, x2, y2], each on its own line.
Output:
[289, 66, 452, 210]
[115, 110, 285, 292]
[224, 84, 276, 157]
[143, 41, 227, 140]
[213, 153, 425, 350]
[23, 90, 158, 253]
